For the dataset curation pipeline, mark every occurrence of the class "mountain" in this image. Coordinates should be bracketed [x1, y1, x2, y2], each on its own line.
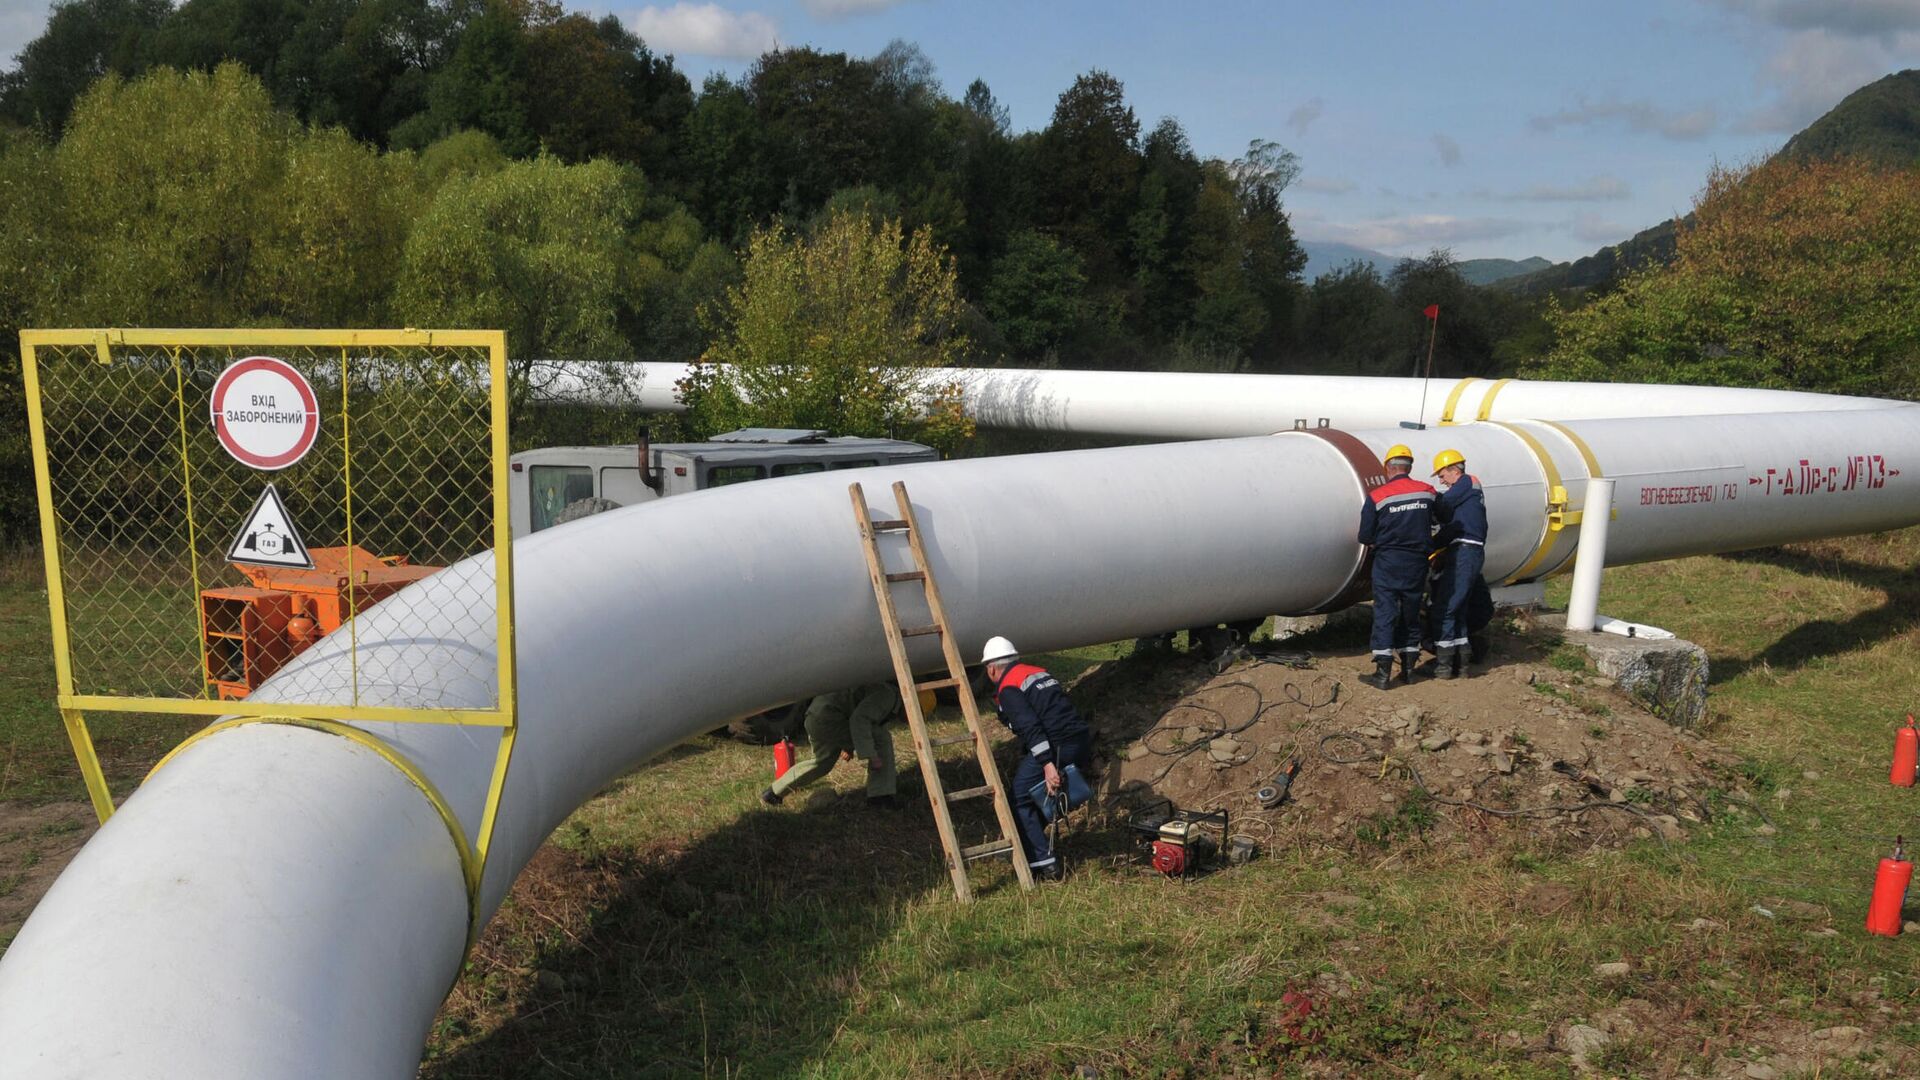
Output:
[1500, 69, 1920, 297]
[1299, 241, 1393, 282]
[1458, 256, 1552, 286]
[1779, 69, 1920, 166]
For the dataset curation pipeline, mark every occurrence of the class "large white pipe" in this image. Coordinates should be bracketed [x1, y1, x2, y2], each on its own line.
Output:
[624, 361, 1900, 437]
[7, 403, 1920, 1076]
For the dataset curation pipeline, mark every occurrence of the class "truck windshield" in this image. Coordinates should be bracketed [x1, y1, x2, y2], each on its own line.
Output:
[530, 465, 593, 532]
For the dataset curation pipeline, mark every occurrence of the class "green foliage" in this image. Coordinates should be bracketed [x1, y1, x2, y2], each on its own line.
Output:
[396, 154, 639, 371]
[1528, 158, 1920, 397]
[681, 209, 972, 448]
[984, 230, 1086, 355]
[0, 0, 168, 134]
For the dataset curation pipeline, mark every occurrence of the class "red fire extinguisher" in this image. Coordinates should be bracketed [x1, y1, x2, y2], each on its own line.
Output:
[1867, 836, 1913, 937]
[1894, 715, 1919, 788]
[773, 738, 796, 779]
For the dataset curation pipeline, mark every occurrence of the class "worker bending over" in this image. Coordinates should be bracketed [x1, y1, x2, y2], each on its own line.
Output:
[761, 682, 901, 809]
[1358, 444, 1438, 690]
[981, 636, 1091, 881]
[1430, 448, 1488, 680]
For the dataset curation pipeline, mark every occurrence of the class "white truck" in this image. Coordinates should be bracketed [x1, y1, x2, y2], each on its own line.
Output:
[508, 427, 940, 538]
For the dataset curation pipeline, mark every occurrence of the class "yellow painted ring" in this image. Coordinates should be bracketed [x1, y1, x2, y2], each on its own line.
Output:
[147, 716, 481, 941]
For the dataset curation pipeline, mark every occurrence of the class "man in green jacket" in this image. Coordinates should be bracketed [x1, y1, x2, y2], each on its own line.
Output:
[760, 682, 901, 808]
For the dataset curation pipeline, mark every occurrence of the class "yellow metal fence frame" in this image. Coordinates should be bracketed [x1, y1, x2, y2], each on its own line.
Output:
[21, 328, 519, 928]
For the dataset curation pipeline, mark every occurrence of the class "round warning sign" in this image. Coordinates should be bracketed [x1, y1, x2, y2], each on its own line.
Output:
[209, 357, 320, 470]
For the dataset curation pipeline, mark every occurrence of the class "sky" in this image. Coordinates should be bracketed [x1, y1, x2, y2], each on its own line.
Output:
[5, 0, 1920, 262]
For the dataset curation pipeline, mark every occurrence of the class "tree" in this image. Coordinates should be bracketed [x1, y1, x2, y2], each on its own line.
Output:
[1527, 158, 1920, 397]
[0, 0, 169, 134]
[680, 209, 972, 448]
[396, 154, 639, 380]
[1036, 70, 1140, 284]
[985, 230, 1086, 356]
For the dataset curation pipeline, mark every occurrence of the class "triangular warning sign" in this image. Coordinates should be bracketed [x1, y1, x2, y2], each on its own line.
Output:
[226, 484, 314, 569]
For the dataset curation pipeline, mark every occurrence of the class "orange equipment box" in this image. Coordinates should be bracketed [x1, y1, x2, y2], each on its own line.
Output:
[200, 545, 440, 699]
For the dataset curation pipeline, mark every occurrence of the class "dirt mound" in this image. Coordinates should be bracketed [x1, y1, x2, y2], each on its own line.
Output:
[1077, 621, 1737, 856]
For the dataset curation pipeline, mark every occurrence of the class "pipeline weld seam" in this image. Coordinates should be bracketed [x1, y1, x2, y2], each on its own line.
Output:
[146, 716, 481, 944]
[1534, 418, 1604, 479]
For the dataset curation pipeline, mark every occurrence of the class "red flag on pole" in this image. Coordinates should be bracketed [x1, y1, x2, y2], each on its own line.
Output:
[1423, 304, 1440, 320]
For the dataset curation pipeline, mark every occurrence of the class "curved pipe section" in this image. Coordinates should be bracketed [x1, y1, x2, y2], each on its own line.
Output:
[7, 406, 1920, 1076]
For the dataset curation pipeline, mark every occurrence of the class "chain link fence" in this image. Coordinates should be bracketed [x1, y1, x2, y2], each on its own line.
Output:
[23, 329, 515, 837]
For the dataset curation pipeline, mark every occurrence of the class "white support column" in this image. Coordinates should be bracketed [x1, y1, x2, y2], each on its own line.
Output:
[1565, 477, 1616, 633]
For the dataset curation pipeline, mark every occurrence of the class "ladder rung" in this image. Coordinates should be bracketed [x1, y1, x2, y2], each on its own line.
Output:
[900, 624, 942, 638]
[961, 840, 1014, 862]
[931, 731, 976, 747]
[870, 519, 910, 532]
[915, 677, 958, 691]
[946, 784, 995, 803]
[885, 570, 927, 583]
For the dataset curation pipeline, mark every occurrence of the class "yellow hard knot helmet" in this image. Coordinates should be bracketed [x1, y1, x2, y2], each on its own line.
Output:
[1432, 449, 1465, 475]
[1383, 444, 1415, 468]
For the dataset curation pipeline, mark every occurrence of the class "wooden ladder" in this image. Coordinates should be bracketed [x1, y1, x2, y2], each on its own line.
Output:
[849, 480, 1035, 902]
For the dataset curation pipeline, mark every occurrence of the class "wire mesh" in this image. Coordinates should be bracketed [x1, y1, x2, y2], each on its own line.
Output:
[29, 334, 509, 718]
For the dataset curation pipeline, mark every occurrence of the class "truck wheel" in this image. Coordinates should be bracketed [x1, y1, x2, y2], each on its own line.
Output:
[555, 496, 622, 525]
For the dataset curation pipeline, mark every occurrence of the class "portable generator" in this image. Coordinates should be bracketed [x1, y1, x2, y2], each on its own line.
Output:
[1128, 800, 1229, 878]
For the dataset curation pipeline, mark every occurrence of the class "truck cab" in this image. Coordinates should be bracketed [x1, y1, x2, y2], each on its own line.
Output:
[509, 428, 940, 537]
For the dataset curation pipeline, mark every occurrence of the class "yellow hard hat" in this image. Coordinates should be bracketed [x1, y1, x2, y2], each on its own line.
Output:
[1432, 448, 1465, 474]
[1383, 444, 1415, 467]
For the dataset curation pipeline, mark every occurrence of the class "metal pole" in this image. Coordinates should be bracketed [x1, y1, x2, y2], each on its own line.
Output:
[1565, 477, 1616, 632]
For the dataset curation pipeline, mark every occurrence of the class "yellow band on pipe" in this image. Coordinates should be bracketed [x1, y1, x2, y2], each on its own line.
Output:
[146, 716, 481, 940]
[1438, 377, 1480, 425]
[1489, 420, 1574, 582]
[1475, 378, 1513, 421]
[1534, 418, 1604, 479]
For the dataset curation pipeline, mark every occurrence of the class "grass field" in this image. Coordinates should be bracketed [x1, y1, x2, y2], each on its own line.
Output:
[3, 532, 1919, 1076]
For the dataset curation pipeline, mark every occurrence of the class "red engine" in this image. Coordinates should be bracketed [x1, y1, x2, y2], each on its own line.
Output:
[1151, 838, 1189, 877]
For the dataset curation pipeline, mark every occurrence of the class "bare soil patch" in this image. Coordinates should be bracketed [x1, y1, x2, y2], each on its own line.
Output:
[0, 801, 96, 949]
[1081, 621, 1740, 857]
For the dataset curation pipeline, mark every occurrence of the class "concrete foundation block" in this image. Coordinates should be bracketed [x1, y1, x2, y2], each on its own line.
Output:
[1543, 614, 1709, 729]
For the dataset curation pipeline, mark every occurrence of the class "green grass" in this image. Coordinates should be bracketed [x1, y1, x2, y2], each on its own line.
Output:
[5, 534, 1920, 1075]
[0, 549, 201, 802]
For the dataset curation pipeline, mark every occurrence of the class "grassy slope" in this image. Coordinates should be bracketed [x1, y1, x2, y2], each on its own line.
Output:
[3, 532, 1919, 1075]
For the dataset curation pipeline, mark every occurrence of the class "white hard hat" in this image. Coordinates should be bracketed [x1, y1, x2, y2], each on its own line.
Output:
[980, 636, 1018, 665]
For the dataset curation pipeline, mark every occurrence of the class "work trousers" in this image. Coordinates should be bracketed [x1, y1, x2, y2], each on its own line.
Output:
[1009, 735, 1092, 870]
[1370, 552, 1428, 659]
[1433, 542, 1486, 648]
[770, 699, 898, 799]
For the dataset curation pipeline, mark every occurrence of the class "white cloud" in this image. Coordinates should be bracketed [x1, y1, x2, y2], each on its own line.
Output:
[630, 3, 779, 59]
[1571, 213, 1634, 245]
[1296, 174, 1357, 195]
[804, 0, 910, 17]
[1529, 98, 1718, 140]
[1504, 175, 1632, 202]
[1738, 27, 1915, 132]
[0, 0, 49, 69]
[1295, 211, 1534, 251]
[1287, 97, 1325, 136]
[1714, 0, 1920, 42]
[1432, 133, 1462, 167]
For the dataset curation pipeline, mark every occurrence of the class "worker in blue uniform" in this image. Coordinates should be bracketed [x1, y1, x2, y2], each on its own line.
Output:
[1429, 448, 1488, 679]
[980, 636, 1091, 881]
[1358, 444, 1438, 690]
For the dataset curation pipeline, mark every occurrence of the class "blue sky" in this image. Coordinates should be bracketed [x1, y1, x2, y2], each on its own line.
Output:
[6, 0, 1919, 262]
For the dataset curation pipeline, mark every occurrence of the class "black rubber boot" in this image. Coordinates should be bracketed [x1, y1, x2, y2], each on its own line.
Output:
[1436, 644, 1459, 680]
[1400, 654, 1419, 685]
[1360, 656, 1395, 690]
[1468, 633, 1490, 666]
[759, 788, 783, 807]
